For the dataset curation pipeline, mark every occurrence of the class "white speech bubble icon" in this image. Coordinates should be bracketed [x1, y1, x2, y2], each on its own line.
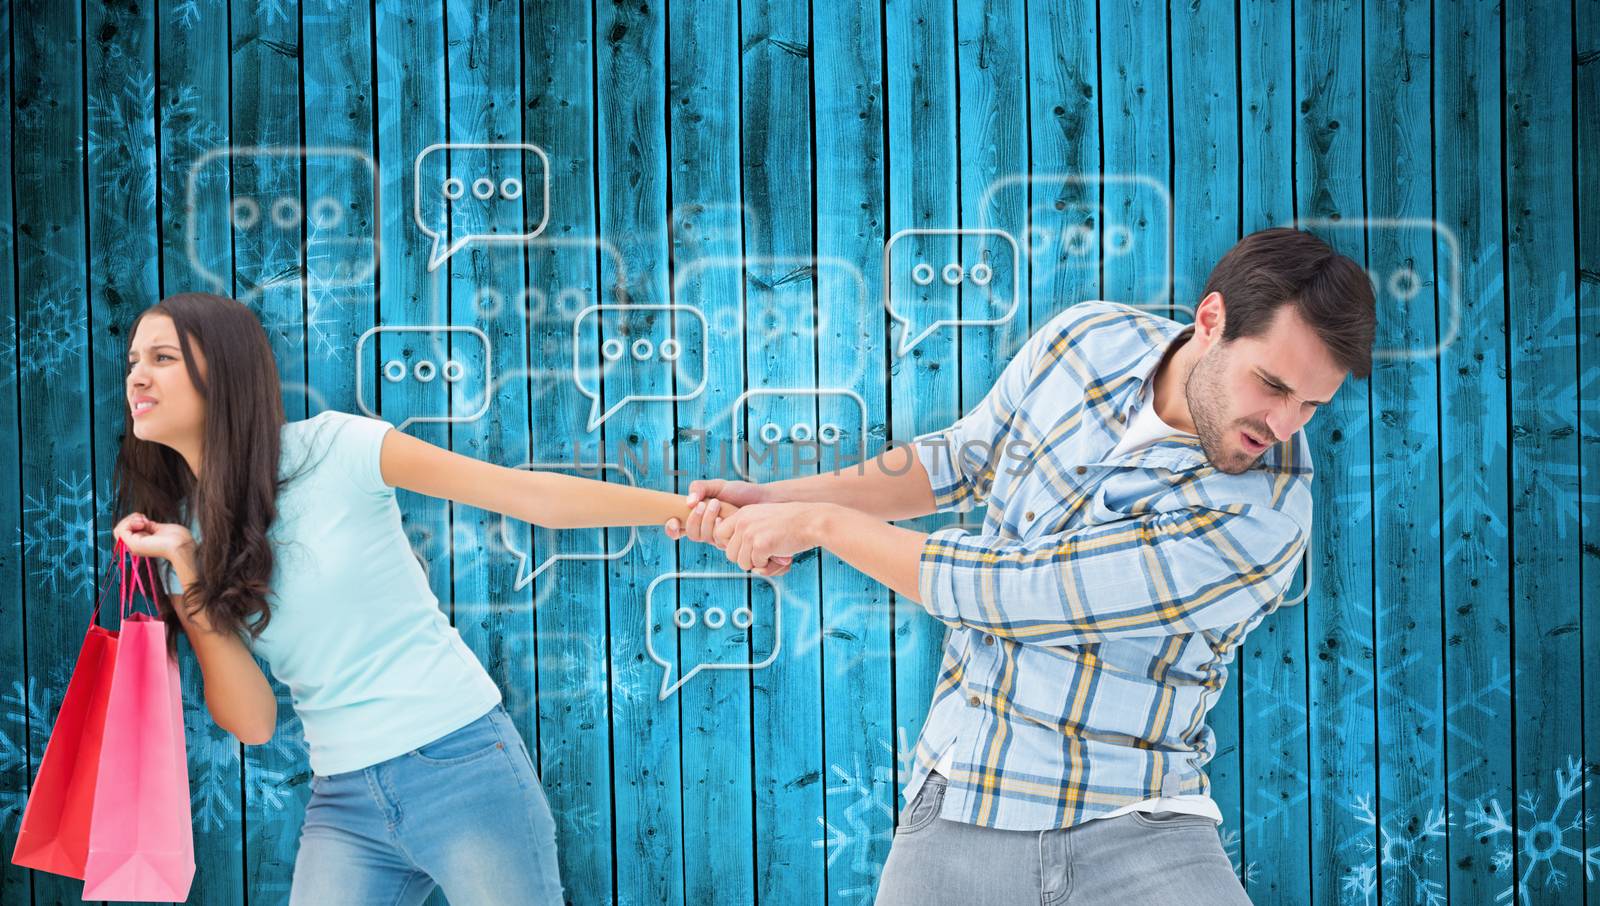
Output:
[645, 571, 781, 700]
[354, 325, 492, 432]
[413, 142, 550, 272]
[979, 173, 1174, 311]
[186, 146, 379, 295]
[1282, 522, 1312, 607]
[1288, 217, 1462, 360]
[671, 254, 876, 393]
[573, 303, 708, 431]
[497, 462, 638, 590]
[885, 227, 1021, 357]
[417, 236, 636, 414]
[727, 388, 870, 481]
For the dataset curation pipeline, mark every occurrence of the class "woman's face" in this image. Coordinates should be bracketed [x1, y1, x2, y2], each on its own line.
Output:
[126, 313, 208, 446]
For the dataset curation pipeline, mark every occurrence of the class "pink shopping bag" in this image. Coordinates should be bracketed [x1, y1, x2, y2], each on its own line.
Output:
[80, 550, 195, 902]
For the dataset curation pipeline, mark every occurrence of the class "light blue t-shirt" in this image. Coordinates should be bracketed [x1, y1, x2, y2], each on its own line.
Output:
[167, 410, 502, 775]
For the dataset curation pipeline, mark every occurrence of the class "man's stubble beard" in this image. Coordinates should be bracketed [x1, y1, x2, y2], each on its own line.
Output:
[1184, 344, 1264, 476]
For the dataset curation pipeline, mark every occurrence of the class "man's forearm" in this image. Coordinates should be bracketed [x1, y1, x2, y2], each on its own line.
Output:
[767, 444, 937, 521]
[804, 503, 929, 601]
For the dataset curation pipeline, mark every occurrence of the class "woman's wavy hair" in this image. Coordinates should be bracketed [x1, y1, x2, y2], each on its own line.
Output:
[114, 292, 288, 651]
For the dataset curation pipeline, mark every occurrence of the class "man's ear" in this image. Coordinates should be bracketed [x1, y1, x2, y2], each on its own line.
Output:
[1194, 291, 1226, 344]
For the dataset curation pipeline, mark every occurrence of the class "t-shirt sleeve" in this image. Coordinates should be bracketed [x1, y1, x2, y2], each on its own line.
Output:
[161, 559, 183, 596]
[324, 411, 395, 495]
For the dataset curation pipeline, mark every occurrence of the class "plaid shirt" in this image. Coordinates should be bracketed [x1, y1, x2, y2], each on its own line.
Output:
[907, 300, 1313, 830]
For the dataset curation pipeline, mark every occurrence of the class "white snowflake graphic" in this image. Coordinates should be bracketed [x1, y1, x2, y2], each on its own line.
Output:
[0, 664, 77, 834]
[1504, 270, 1583, 541]
[247, 763, 298, 813]
[255, 305, 311, 358]
[3, 677, 57, 747]
[0, 313, 16, 389]
[21, 291, 84, 379]
[86, 70, 157, 214]
[884, 725, 915, 781]
[304, 287, 351, 363]
[182, 663, 244, 832]
[231, 681, 311, 817]
[813, 754, 897, 903]
[1243, 645, 1512, 895]
[1350, 793, 1449, 905]
[0, 728, 26, 833]
[21, 473, 99, 598]
[300, 197, 377, 349]
[1218, 827, 1260, 887]
[160, 83, 229, 218]
[1342, 861, 1379, 906]
[257, 0, 291, 27]
[171, 0, 202, 29]
[162, 84, 228, 162]
[1466, 756, 1600, 905]
[168, 0, 223, 31]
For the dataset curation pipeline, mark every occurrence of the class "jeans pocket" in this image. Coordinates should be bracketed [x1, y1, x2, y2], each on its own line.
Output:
[409, 710, 504, 766]
[897, 773, 948, 835]
[1128, 809, 1214, 831]
[490, 710, 539, 792]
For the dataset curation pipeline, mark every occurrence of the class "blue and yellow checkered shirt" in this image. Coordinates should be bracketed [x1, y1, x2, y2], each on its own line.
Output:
[908, 300, 1313, 830]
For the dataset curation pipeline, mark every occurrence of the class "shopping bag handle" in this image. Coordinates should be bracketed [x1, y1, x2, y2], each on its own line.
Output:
[120, 544, 163, 621]
[90, 537, 165, 626]
[88, 537, 128, 628]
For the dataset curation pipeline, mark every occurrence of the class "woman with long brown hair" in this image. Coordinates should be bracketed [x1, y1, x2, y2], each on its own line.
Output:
[112, 292, 745, 904]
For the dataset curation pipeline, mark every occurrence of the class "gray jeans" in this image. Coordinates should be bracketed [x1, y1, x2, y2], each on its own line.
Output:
[874, 773, 1252, 906]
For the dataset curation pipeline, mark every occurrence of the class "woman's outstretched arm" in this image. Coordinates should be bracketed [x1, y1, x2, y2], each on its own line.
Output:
[377, 426, 716, 529]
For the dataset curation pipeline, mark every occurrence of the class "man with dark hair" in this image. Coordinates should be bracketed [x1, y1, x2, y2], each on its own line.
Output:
[667, 227, 1376, 903]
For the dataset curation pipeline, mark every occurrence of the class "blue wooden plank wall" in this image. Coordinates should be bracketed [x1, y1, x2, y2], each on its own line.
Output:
[1, 1, 1596, 904]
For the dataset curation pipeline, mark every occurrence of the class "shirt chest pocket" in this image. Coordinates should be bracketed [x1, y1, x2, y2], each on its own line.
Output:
[1082, 482, 1127, 527]
[1009, 488, 1070, 536]
[1005, 454, 1128, 535]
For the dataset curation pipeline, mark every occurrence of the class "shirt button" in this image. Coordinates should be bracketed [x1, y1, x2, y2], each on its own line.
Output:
[983, 635, 995, 646]
[1024, 511, 1035, 521]
[1075, 465, 1088, 475]
[968, 695, 981, 707]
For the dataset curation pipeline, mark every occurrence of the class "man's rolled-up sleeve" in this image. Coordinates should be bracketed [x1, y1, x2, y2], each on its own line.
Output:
[917, 502, 1308, 644]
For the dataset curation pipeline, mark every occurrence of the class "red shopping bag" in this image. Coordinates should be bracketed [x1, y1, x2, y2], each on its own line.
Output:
[9, 540, 130, 877]
[81, 551, 195, 901]
[9, 541, 196, 902]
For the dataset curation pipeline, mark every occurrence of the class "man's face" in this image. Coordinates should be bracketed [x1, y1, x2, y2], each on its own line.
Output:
[1186, 302, 1347, 475]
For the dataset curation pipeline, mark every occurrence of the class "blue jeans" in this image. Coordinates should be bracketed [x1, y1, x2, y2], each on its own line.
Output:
[873, 773, 1252, 905]
[289, 704, 564, 905]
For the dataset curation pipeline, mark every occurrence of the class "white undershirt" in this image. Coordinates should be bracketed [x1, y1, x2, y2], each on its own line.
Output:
[934, 377, 1222, 826]
[1108, 375, 1192, 459]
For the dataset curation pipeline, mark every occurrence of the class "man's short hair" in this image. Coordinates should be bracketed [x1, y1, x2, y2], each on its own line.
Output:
[1202, 227, 1378, 378]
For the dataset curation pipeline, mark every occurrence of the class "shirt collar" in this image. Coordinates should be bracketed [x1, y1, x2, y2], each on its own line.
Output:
[1096, 320, 1207, 471]
[1116, 320, 1194, 425]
